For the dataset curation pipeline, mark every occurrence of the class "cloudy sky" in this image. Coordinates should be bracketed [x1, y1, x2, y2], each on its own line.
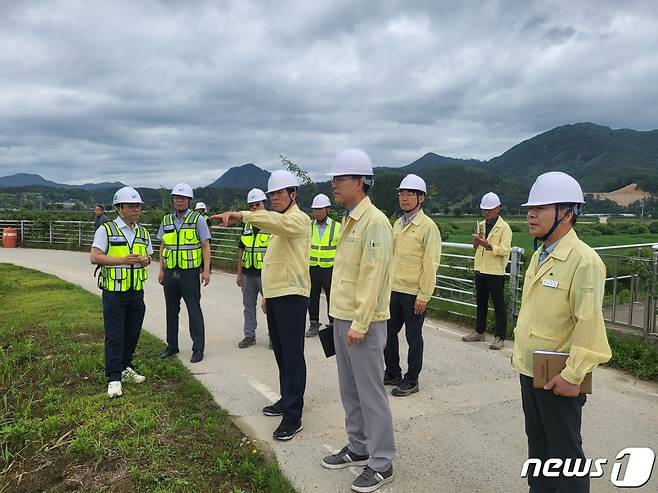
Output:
[1, 0, 658, 187]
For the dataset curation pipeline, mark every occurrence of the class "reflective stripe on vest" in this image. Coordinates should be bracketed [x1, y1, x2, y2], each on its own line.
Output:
[161, 211, 203, 269]
[309, 217, 340, 268]
[99, 221, 150, 291]
[240, 223, 270, 270]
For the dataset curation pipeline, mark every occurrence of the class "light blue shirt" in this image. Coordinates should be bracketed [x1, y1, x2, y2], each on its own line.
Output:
[156, 209, 211, 242]
[539, 238, 561, 265]
[315, 219, 329, 238]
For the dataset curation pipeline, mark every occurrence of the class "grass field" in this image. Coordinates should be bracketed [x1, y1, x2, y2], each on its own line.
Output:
[435, 215, 658, 253]
[0, 264, 295, 493]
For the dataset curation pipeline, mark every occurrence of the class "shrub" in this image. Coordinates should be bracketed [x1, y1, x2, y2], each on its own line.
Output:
[649, 221, 658, 234]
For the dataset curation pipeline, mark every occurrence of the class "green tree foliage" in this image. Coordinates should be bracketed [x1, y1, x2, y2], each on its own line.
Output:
[279, 154, 317, 198]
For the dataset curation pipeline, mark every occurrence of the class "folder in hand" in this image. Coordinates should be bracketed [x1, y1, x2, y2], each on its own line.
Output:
[533, 350, 592, 394]
[318, 325, 335, 358]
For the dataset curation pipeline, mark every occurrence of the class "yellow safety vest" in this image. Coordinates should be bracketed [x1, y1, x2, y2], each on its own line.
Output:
[99, 221, 150, 291]
[309, 217, 341, 268]
[161, 211, 203, 269]
[240, 223, 270, 270]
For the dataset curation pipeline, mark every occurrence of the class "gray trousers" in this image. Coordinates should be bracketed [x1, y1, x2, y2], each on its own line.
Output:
[242, 273, 262, 339]
[334, 318, 396, 472]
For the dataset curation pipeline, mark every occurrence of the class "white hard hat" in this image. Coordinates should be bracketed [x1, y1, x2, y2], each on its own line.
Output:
[171, 182, 194, 199]
[311, 193, 331, 209]
[194, 202, 207, 210]
[397, 174, 427, 194]
[480, 192, 501, 210]
[326, 148, 374, 180]
[266, 170, 299, 193]
[113, 186, 143, 205]
[522, 172, 585, 207]
[247, 188, 267, 204]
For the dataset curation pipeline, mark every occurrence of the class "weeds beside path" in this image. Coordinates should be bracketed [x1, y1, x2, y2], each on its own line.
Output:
[0, 263, 295, 493]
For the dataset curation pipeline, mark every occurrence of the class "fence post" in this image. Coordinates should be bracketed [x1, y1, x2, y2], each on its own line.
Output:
[78, 221, 82, 247]
[49, 222, 53, 244]
[648, 245, 658, 335]
[508, 246, 524, 322]
[20, 220, 25, 245]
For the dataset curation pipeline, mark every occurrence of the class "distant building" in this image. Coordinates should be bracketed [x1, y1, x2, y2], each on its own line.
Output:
[50, 201, 77, 210]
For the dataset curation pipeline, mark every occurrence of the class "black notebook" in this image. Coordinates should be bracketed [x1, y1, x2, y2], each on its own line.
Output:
[318, 325, 335, 358]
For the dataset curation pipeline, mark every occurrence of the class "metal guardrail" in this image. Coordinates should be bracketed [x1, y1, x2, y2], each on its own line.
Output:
[434, 242, 525, 323]
[0, 219, 243, 263]
[596, 244, 658, 335]
[1, 219, 656, 335]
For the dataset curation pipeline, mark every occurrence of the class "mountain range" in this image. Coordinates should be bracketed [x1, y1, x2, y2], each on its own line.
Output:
[0, 173, 126, 190]
[2, 122, 657, 213]
[373, 123, 658, 193]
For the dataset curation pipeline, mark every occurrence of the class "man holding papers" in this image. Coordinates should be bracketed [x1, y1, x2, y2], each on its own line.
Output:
[512, 171, 611, 493]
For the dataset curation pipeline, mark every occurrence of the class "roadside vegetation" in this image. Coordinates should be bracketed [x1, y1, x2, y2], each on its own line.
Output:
[0, 264, 295, 493]
[605, 331, 658, 381]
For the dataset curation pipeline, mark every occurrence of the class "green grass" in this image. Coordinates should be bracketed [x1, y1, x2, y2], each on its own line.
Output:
[605, 331, 658, 381]
[436, 215, 658, 253]
[0, 264, 295, 493]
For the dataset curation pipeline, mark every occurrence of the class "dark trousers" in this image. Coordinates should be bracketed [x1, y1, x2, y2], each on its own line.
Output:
[384, 291, 425, 384]
[309, 265, 333, 324]
[520, 375, 589, 493]
[102, 290, 145, 382]
[266, 295, 308, 425]
[475, 272, 507, 339]
[163, 268, 205, 353]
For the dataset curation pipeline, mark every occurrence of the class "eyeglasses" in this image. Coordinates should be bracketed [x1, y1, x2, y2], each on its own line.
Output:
[331, 176, 359, 184]
[397, 191, 418, 198]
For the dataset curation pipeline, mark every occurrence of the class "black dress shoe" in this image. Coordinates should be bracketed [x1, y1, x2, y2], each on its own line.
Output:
[160, 347, 179, 359]
[391, 380, 419, 397]
[383, 373, 402, 386]
[190, 352, 203, 363]
[273, 420, 303, 441]
[262, 401, 284, 416]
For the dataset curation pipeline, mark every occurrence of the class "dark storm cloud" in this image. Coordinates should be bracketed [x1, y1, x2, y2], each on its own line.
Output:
[1, 0, 657, 186]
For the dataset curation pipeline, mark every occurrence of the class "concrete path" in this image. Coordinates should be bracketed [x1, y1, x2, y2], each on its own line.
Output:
[1, 248, 657, 492]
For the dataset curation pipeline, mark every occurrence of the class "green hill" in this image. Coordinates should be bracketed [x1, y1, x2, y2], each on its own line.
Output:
[208, 163, 270, 190]
[487, 123, 658, 193]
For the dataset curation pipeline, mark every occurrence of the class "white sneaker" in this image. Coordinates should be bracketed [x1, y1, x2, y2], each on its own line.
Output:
[107, 381, 123, 398]
[121, 367, 146, 384]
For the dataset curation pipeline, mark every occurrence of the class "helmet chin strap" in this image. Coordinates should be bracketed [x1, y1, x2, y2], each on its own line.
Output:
[280, 189, 295, 213]
[400, 193, 421, 214]
[533, 204, 576, 250]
